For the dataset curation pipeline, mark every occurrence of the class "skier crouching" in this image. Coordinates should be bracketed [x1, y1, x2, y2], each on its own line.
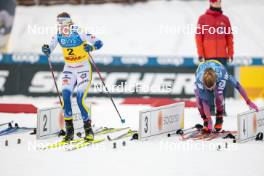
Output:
[195, 60, 258, 133]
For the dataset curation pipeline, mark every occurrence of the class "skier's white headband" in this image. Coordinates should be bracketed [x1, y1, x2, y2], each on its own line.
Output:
[57, 17, 72, 26]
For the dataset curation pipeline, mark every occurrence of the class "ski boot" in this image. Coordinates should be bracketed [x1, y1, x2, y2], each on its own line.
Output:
[84, 120, 94, 141]
[62, 119, 74, 142]
[201, 115, 212, 134]
[202, 126, 212, 134]
[214, 112, 223, 132]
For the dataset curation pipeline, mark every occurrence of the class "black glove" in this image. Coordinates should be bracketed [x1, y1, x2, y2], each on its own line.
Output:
[42, 44, 51, 56]
[198, 57, 205, 62]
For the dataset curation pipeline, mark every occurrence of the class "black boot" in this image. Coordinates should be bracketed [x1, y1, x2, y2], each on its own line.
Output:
[63, 120, 74, 142]
[201, 115, 208, 128]
[214, 118, 223, 132]
[201, 115, 212, 134]
[83, 120, 94, 141]
[214, 111, 223, 132]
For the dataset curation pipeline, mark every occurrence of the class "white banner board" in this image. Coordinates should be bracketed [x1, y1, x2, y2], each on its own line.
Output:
[37, 102, 91, 139]
[237, 107, 264, 142]
[139, 102, 185, 140]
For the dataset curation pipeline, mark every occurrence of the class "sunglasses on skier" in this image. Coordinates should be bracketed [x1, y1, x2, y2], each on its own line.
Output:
[57, 17, 72, 26]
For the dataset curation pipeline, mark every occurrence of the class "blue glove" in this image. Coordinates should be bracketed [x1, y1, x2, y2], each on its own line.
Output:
[42, 44, 51, 56]
[94, 40, 103, 50]
[84, 44, 95, 52]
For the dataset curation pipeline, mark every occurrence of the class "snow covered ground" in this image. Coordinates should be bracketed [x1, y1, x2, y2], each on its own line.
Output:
[9, 0, 264, 56]
[2, 1, 264, 175]
[0, 96, 264, 176]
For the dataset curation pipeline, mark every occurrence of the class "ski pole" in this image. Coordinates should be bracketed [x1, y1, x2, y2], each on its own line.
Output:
[167, 124, 203, 137]
[46, 54, 66, 134]
[88, 52, 125, 124]
[237, 132, 263, 143]
[46, 54, 63, 106]
[0, 121, 13, 127]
